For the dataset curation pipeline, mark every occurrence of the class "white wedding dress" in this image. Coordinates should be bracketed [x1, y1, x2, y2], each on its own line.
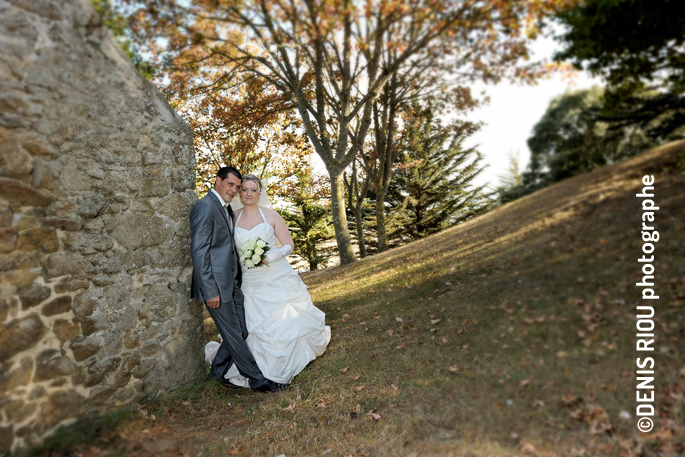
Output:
[205, 207, 331, 386]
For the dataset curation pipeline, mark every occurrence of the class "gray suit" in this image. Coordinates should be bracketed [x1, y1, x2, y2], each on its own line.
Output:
[189, 191, 267, 388]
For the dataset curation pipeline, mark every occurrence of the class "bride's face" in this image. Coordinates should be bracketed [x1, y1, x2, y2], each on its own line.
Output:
[240, 180, 260, 205]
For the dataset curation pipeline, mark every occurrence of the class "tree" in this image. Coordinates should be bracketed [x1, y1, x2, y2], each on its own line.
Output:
[494, 151, 524, 204]
[554, 0, 685, 140]
[387, 106, 491, 241]
[524, 86, 655, 188]
[279, 159, 333, 271]
[172, 78, 314, 196]
[123, 0, 571, 264]
[343, 157, 372, 258]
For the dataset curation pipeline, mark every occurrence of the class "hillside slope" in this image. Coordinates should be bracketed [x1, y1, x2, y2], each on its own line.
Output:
[26, 141, 685, 457]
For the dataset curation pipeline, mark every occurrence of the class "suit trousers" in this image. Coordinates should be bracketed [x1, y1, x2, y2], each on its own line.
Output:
[206, 298, 267, 389]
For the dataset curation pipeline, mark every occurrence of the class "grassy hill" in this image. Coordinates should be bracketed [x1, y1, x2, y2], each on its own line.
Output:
[28, 141, 685, 456]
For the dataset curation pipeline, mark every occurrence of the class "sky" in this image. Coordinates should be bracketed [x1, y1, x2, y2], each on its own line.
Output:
[465, 36, 601, 190]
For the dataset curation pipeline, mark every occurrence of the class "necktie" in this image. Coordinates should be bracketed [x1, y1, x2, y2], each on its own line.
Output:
[226, 204, 234, 224]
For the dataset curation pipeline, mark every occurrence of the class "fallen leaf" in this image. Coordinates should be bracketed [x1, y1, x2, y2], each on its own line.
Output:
[520, 443, 537, 455]
[462, 344, 470, 349]
[226, 445, 243, 455]
[182, 401, 190, 406]
[562, 395, 582, 408]
[523, 318, 534, 324]
[391, 384, 399, 391]
[316, 400, 327, 408]
[355, 386, 365, 392]
[570, 409, 585, 421]
[283, 404, 295, 413]
[395, 343, 406, 349]
[430, 319, 442, 325]
[367, 411, 382, 420]
[385, 330, 394, 336]
[395, 316, 403, 323]
[442, 338, 448, 345]
[353, 374, 361, 381]
[449, 365, 459, 373]
[520, 378, 531, 388]
[340, 366, 349, 373]
[581, 338, 593, 347]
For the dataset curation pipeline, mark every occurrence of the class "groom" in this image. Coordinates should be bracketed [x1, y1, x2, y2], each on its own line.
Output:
[189, 166, 282, 393]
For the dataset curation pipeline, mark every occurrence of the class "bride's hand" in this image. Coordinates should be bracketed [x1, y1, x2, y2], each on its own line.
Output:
[262, 259, 269, 266]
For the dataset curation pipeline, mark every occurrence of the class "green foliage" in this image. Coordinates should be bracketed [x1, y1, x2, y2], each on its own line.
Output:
[387, 108, 492, 241]
[280, 200, 333, 271]
[523, 86, 655, 189]
[494, 152, 525, 204]
[554, 0, 685, 141]
[89, 0, 155, 79]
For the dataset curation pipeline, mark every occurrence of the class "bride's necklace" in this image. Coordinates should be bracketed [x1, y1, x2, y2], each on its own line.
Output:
[242, 209, 261, 228]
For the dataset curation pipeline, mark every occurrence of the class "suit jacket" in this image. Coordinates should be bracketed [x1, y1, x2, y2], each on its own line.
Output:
[189, 191, 241, 303]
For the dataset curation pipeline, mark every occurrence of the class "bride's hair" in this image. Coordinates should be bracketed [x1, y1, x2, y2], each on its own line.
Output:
[241, 174, 263, 191]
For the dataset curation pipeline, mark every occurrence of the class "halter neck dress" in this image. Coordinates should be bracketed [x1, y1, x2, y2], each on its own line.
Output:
[205, 206, 331, 386]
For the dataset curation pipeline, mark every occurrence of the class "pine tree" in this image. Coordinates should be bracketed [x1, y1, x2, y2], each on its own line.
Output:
[387, 108, 492, 241]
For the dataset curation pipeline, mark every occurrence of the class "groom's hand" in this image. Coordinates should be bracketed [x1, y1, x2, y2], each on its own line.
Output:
[206, 295, 220, 309]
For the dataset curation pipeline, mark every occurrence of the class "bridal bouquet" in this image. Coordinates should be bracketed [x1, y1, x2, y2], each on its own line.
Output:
[239, 237, 270, 269]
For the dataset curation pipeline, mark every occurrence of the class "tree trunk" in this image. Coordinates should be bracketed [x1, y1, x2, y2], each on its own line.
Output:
[355, 205, 367, 258]
[330, 171, 357, 264]
[375, 193, 388, 253]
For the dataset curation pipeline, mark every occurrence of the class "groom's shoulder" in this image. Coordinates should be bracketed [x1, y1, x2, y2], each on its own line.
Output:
[191, 193, 215, 213]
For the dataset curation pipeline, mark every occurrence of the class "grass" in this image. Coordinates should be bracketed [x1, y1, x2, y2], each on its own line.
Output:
[23, 141, 685, 456]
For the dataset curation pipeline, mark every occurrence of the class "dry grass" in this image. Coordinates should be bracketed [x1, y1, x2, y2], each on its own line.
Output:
[24, 141, 685, 456]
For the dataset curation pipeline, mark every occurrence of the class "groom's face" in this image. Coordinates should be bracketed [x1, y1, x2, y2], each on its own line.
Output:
[215, 173, 241, 203]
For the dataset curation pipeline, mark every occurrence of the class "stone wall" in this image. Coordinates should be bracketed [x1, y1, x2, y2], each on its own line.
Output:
[0, 0, 204, 452]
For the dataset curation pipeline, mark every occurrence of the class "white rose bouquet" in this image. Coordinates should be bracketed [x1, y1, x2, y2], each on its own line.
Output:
[239, 237, 270, 269]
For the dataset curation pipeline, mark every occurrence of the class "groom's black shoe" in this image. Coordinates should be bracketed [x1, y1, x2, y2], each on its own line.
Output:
[207, 374, 239, 389]
[252, 380, 288, 394]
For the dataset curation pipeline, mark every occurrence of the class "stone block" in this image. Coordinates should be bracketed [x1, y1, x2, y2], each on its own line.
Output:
[0, 227, 17, 253]
[0, 358, 33, 392]
[0, 137, 33, 178]
[22, 139, 55, 156]
[34, 390, 86, 435]
[0, 251, 40, 272]
[0, 314, 47, 362]
[64, 232, 112, 255]
[53, 319, 80, 344]
[0, 425, 12, 455]
[77, 192, 106, 219]
[81, 217, 104, 233]
[84, 356, 121, 387]
[18, 283, 51, 310]
[1, 399, 37, 424]
[0, 177, 55, 208]
[46, 252, 97, 278]
[31, 157, 59, 190]
[70, 336, 101, 362]
[138, 176, 170, 197]
[42, 216, 83, 231]
[109, 213, 175, 250]
[0, 297, 18, 322]
[0, 209, 12, 226]
[54, 278, 89, 293]
[41, 296, 72, 316]
[34, 349, 77, 381]
[17, 226, 59, 253]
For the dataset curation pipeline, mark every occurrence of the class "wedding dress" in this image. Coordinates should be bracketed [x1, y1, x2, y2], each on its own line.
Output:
[205, 207, 331, 386]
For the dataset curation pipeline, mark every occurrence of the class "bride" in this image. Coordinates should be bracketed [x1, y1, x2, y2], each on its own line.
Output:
[205, 174, 331, 387]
